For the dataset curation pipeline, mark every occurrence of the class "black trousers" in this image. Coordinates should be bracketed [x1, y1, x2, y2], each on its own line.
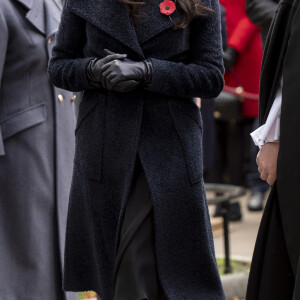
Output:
[114, 158, 164, 300]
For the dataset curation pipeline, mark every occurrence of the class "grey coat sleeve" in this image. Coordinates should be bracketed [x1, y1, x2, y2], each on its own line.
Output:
[48, 6, 95, 92]
[146, 0, 224, 99]
[246, 0, 278, 27]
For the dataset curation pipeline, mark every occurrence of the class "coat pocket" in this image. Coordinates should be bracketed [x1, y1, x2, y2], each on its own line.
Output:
[0, 103, 46, 141]
[168, 100, 203, 184]
[75, 91, 106, 182]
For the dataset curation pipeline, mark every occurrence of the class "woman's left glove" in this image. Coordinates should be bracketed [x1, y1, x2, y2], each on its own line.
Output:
[101, 58, 153, 91]
[223, 47, 238, 71]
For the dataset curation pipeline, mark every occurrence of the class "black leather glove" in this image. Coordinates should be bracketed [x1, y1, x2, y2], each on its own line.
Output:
[113, 80, 141, 93]
[101, 58, 153, 91]
[86, 51, 127, 88]
[223, 47, 239, 71]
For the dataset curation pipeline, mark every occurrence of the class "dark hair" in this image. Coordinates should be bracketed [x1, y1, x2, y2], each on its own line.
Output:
[121, 0, 213, 28]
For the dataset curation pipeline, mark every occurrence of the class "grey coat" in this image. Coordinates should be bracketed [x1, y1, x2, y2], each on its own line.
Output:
[0, 0, 77, 299]
[48, 0, 225, 299]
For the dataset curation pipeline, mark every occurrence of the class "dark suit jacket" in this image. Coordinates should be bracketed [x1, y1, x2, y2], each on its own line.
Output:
[246, 0, 279, 43]
[248, 0, 300, 298]
[48, 0, 225, 299]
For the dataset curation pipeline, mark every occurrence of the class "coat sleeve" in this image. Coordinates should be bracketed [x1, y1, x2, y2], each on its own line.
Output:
[47, 6, 95, 92]
[277, 1, 300, 272]
[145, 0, 225, 99]
[246, 0, 278, 28]
[281, 0, 300, 120]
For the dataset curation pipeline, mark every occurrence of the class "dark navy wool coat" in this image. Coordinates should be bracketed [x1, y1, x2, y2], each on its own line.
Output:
[48, 0, 225, 299]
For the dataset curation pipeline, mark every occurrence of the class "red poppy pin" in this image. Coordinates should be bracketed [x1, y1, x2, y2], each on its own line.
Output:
[159, 0, 176, 16]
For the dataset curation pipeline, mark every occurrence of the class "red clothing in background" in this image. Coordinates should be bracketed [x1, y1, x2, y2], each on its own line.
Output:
[220, 0, 263, 118]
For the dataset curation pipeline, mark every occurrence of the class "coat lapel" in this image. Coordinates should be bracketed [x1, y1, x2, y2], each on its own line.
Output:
[259, 0, 296, 124]
[66, 0, 184, 58]
[15, 0, 46, 35]
[44, 0, 62, 39]
[67, 0, 144, 57]
[130, 0, 184, 45]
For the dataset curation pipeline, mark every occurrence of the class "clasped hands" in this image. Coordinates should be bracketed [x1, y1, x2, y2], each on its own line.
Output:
[256, 142, 279, 186]
[87, 49, 152, 92]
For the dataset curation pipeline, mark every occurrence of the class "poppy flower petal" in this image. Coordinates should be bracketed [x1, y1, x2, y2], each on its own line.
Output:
[160, 0, 176, 16]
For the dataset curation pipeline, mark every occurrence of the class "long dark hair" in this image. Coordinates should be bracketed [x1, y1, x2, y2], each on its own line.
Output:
[121, 0, 213, 28]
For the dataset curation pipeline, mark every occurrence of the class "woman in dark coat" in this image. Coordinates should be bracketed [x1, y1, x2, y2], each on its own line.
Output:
[48, 0, 225, 299]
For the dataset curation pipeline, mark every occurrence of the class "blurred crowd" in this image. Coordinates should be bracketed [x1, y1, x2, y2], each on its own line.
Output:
[203, 0, 279, 220]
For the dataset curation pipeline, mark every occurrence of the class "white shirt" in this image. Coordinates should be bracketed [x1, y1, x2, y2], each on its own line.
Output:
[251, 79, 282, 148]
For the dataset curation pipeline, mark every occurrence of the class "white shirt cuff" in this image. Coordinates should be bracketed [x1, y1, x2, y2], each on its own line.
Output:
[251, 83, 282, 148]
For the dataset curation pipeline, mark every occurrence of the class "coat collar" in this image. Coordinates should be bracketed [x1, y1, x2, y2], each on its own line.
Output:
[14, 0, 62, 37]
[44, 0, 62, 39]
[15, 0, 46, 35]
[66, 0, 184, 58]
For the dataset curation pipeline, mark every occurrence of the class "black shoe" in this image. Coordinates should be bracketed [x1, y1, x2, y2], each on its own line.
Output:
[213, 203, 223, 218]
[228, 202, 242, 221]
[213, 202, 242, 221]
[247, 191, 264, 211]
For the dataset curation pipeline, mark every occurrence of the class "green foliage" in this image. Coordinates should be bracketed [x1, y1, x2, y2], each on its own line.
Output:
[78, 291, 98, 300]
[217, 258, 250, 275]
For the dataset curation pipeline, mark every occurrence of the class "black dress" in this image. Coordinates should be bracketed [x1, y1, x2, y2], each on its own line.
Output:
[114, 157, 163, 300]
[113, 9, 164, 299]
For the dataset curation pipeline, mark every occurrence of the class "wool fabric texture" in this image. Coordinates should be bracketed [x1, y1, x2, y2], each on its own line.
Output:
[48, 0, 225, 299]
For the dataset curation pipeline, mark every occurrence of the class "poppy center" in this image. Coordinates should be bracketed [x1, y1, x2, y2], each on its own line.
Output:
[165, 5, 170, 9]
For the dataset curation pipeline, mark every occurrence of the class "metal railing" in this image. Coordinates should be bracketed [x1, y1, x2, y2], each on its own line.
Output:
[205, 183, 247, 274]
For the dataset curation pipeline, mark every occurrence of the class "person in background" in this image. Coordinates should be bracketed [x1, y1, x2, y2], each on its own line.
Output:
[0, 0, 77, 299]
[244, 0, 280, 211]
[206, 0, 267, 217]
[246, 0, 280, 44]
[247, 0, 300, 298]
[201, 4, 227, 171]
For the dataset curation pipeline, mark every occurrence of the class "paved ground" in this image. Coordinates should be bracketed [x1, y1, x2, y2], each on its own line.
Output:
[210, 190, 269, 261]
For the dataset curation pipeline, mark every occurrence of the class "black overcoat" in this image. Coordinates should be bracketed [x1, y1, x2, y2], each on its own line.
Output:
[246, 0, 279, 43]
[48, 0, 225, 299]
[247, 0, 300, 298]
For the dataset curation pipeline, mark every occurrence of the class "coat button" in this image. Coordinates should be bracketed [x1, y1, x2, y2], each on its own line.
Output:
[58, 94, 64, 102]
[48, 38, 52, 44]
[214, 111, 221, 119]
[71, 94, 77, 102]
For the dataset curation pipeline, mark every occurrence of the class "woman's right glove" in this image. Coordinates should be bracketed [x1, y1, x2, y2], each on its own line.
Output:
[101, 58, 153, 91]
[86, 52, 127, 88]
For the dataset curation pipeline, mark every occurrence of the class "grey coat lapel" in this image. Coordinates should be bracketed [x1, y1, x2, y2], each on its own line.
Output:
[44, 0, 62, 39]
[15, 0, 46, 35]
